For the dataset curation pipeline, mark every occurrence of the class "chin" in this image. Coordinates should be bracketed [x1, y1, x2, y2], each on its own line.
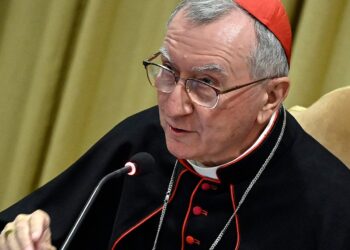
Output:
[167, 142, 225, 165]
[166, 141, 196, 160]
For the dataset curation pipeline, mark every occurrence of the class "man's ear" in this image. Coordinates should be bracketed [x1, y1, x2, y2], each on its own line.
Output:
[257, 77, 290, 124]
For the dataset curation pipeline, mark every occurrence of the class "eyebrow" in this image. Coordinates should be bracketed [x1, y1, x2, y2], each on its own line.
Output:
[159, 46, 227, 76]
[192, 64, 226, 75]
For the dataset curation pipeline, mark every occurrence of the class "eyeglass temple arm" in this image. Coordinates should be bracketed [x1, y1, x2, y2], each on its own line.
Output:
[219, 77, 270, 94]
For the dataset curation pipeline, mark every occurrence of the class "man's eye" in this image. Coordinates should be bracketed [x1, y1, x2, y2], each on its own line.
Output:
[199, 77, 215, 86]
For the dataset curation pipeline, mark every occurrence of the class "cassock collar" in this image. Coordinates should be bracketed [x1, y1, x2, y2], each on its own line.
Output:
[179, 107, 286, 184]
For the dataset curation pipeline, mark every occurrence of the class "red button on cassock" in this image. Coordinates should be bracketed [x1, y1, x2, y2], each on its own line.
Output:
[193, 206, 203, 215]
[186, 235, 200, 245]
[186, 236, 195, 245]
[201, 183, 211, 191]
[193, 206, 208, 216]
[201, 183, 218, 191]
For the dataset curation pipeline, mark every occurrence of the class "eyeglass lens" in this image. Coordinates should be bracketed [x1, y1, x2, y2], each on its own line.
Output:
[146, 64, 218, 108]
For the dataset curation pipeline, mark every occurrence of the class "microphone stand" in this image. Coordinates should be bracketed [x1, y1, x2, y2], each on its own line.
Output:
[60, 166, 132, 250]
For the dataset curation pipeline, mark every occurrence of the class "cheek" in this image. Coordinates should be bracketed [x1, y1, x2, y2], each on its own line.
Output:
[198, 112, 230, 142]
[157, 92, 165, 106]
[157, 93, 167, 114]
[157, 94, 167, 123]
[201, 107, 245, 142]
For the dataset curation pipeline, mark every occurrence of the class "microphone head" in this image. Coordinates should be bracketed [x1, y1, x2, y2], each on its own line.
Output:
[126, 152, 155, 176]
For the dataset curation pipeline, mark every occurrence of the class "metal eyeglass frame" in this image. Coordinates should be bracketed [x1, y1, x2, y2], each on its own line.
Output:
[143, 51, 272, 109]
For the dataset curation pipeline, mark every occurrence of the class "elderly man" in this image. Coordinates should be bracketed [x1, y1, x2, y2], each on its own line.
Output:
[1, 0, 350, 249]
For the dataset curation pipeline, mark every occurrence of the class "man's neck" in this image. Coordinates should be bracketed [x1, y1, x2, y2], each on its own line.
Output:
[188, 110, 279, 179]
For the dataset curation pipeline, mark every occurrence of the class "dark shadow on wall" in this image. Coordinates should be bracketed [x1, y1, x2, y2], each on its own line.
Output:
[0, 0, 11, 49]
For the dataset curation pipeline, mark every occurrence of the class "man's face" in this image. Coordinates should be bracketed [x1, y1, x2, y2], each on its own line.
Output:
[158, 9, 268, 166]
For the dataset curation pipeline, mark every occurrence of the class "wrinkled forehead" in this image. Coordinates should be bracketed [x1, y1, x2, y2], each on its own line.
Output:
[166, 8, 256, 48]
[162, 9, 255, 78]
[164, 7, 256, 50]
[167, 0, 291, 65]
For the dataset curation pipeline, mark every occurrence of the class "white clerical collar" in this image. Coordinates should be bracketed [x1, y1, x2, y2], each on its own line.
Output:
[188, 110, 279, 179]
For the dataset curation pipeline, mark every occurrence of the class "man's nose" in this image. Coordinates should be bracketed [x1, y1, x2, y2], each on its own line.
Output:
[165, 82, 193, 116]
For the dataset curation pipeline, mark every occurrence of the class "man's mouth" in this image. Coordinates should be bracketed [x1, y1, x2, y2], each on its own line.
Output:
[169, 124, 189, 133]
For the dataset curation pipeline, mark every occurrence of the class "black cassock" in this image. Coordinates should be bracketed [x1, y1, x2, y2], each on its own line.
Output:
[1, 106, 350, 250]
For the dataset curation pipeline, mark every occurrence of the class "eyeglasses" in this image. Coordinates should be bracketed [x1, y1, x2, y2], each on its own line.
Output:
[143, 52, 271, 109]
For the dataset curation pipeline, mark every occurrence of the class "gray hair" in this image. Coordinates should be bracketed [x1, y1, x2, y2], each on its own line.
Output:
[167, 0, 289, 79]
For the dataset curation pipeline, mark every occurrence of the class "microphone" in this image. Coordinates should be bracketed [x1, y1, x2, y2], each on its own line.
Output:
[125, 152, 155, 176]
[60, 152, 155, 250]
